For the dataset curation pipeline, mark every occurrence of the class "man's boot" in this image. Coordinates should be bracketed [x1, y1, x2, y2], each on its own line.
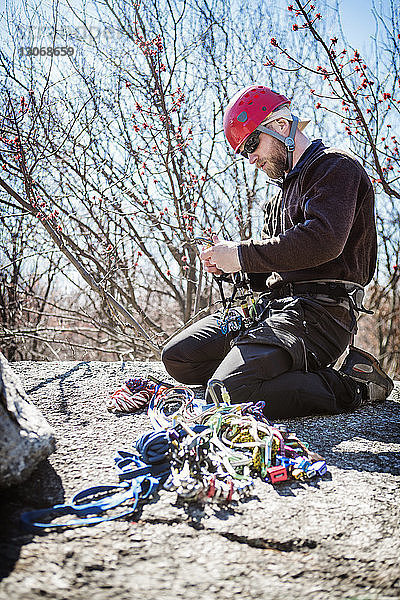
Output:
[339, 345, 394, 402]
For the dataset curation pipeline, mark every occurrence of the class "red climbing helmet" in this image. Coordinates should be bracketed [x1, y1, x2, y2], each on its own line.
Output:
[223, 85, 290, 153]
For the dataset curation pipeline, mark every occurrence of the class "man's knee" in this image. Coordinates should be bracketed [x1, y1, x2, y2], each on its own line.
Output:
[208, 343, 292, 403]
[161, 341, 212, 385]
[161, 339, 177, 367]
[161, 332, 194, 368]
[161, 342, 188, 381]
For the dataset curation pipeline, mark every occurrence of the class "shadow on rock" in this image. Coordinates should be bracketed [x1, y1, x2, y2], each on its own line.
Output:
[25, 361, 93, 415]
[288, 398, 400, 476]
[0, 459, 64, 581]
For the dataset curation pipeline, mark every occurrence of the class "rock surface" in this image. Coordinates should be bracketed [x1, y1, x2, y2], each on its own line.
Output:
[0, 360, 399, 600]
[0, 353, 55, 489]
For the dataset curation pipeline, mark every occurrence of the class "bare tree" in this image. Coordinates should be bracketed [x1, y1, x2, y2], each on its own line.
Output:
[0, 0, 320, 359]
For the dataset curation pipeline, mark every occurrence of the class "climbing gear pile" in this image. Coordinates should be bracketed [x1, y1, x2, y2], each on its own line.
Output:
[21, 378, 328, 532]
[161, 379, 327, 502]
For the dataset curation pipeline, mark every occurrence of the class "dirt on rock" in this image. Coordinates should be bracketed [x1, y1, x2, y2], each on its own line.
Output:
[0, 360, 399, 600]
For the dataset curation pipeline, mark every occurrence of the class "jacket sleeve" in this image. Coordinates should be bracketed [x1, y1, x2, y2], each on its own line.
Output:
[238, 155, 365, 273]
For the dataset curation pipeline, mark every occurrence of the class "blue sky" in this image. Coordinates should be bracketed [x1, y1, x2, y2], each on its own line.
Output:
[339, 0, 377, 51]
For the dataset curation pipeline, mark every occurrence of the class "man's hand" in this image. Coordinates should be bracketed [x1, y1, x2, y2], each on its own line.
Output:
[199, 234, 241, 274]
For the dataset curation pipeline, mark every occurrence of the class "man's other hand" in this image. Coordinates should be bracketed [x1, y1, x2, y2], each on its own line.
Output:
[199, 234, 241, 274]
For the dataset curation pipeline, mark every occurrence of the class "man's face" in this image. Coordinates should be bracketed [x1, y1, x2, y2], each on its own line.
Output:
[241, 122, 287, 179]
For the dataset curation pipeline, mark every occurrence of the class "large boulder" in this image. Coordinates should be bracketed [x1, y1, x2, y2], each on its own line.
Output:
[0, 353, 55, 488]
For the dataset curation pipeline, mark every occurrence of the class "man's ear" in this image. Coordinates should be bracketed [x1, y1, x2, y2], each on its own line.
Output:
[274, 118, 291, 134]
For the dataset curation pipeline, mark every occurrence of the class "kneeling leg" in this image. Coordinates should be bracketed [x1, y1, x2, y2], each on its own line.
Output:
[161, 313, 234, 386]
[208, 343, 360, 418]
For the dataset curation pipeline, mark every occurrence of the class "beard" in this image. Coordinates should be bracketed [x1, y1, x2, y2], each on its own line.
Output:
[258, 137, 287, 179]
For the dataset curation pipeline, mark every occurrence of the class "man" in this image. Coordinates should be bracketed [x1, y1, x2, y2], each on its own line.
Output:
[162, 85, 394, 418]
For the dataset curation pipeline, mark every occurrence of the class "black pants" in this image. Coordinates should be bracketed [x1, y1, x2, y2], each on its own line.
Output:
[162, 296, 360, 419]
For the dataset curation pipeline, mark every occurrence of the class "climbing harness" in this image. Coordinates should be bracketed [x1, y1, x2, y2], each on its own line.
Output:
[21, 378, 328, 532]
[258, 279, 372, 332]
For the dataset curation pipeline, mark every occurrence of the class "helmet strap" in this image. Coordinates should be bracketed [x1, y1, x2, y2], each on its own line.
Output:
[256, 116, 299, 172]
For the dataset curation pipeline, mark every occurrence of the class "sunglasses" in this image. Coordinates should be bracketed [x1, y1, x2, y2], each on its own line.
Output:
[240, 129, 261, 158]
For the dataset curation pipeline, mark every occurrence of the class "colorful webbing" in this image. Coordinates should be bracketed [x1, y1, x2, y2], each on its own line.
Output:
[21, 434, 171, 533]
[21, 481, 142, 532]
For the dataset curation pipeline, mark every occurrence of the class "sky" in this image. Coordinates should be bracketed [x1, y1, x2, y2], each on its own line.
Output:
[339, 0, 378, 52]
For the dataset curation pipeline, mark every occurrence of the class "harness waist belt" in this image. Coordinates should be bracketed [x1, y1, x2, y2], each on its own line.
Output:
[263, 281, 372, 314]
[276, 281, 350, 299]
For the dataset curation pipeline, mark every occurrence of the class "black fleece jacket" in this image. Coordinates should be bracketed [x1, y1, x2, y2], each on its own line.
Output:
[238, 140, 377, 290]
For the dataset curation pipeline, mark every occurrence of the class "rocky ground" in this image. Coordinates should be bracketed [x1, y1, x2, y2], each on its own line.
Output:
[0, 360, 399, 600]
